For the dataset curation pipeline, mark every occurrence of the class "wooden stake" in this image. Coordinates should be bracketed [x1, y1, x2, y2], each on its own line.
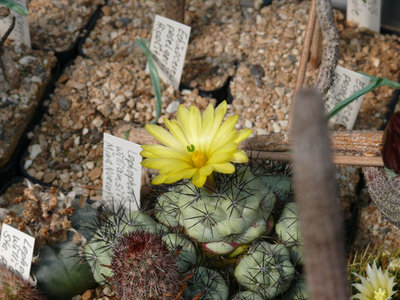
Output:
[309, 19, 321, 69]
[287, 0, 317, 129]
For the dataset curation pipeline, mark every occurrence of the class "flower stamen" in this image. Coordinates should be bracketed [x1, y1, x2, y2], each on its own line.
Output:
[374, 288, 387, 300]
[192, 151, 206, 168]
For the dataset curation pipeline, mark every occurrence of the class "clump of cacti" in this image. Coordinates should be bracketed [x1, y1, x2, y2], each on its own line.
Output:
[0, 264, 46, 300]
[275, 201, 303, 265]
[234, 241, 295, 298]
[111, 230, 182, 299]
[155, 166, 282, 256]
[184, 266, 229, 300]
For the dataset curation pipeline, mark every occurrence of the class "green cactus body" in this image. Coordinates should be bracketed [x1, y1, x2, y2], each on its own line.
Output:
[232, 291, 264, 300]
[85, 210, 162, 284]
[162, 233, 198, 273]
[155, 167, 277, 255]
[275, 202, 303, 265]
[184, 266, 229, 300]
[282, 275, 309, 300]
[0, 264, 46, 300]
[234, 242, 295, 298]
[111, 231, 182, 300]
[33, 239, 95, 300]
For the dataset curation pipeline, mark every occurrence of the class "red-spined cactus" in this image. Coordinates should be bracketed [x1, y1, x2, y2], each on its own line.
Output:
[0, 264, 46, 300]
[111, 231, 182, 299]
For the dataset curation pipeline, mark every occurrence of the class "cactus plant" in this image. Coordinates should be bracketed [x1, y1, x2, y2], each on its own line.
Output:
[162, 233, 198, 272]
[234, 241, 295, 299]
[281, 274, 309, 300]
[184, 266, 229, 300]
[155, 166, 277, 256]
[275, 201, 303, 265]
[85, 207, 163, 284]
[231, 291, 264, 300]
[111, 231, 182, 300]
[0, 264, 45, 300]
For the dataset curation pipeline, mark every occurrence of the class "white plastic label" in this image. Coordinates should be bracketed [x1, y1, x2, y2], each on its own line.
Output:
[347, 0, 382, 32]
[325, 66, 370, 130]
[0, 223, 35, 281]
[149, 15, 191, 89]
[0, 0, 30, 47]
[103, 133, 142, 211]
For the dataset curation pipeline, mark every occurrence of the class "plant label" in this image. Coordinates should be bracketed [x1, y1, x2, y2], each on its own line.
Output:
[149, 15, 191, 89]
[0, 223, 35, 281]
[325, 66, 370, 130]
[103, 133, 142, 211]
[347, 0, 382, 32]
[0, 0, 30, 47]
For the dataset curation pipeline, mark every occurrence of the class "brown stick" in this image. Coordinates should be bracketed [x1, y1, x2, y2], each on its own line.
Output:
[240, 130, 383, 157]
[246, 150, 383, 167]
[291, 89, 350, 299]
[309, 18, 321, 69]
[287, 0, 317, 129]
[162, 0, 186, 23]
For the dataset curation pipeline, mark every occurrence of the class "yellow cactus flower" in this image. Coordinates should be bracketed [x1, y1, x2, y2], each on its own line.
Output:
[140, 101, 252, 188]
[352, 261, 396, 300]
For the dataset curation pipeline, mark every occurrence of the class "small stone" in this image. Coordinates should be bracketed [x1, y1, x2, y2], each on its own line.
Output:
[92, 117, 104, 128]
[82, 128, 89, 135]
[24, 160, 32, 170]
[43, 172, 57, 183]
[103, 286, 114, 297]
[68, 81, 86, 90]
[29, 144, 42, 160]
[81, 289, 94, 300]
[274, 87, 285, 98]
[59, 173, 71, 184]
[88, 167, 102, 181]
[31, 76, 42, 84]
[58, 97, 71, 111]
[249, 64, 265, 79]
[371, 57, 380, 67]
[71, 163, 83, 172]
[86, 161, 95, 170]
[244, 119, 253, 128]
[272, 122, 281, 133]
[19, 56, 36, 65]
[166, 101, 180, 114]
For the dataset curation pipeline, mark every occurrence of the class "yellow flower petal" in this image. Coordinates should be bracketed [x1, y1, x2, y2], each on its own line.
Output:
[162, 169, 196, 184]
[145, 124, 182, 150]
[201, 103, 215, 133]
[211, 163, 235, 174]
[234, 128, 253, 144]
[141, 158, 191, 173]
[164, 119, 189, 147]
[141, 144, 190, 162]
[231, 149, 249, 163]
[208, 142, 238, 164]
[152, 174, 168, 185]
[192, 171, 208, 188]
[199, 165, 213, 177]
